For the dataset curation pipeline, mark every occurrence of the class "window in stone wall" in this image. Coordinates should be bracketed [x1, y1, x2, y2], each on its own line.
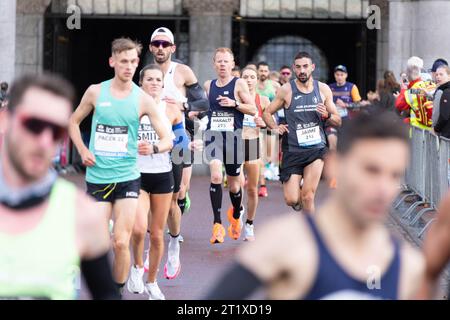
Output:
[240, 0, 369, 19]
[51, 0, 183, 15]
[252, 35, 329, 83]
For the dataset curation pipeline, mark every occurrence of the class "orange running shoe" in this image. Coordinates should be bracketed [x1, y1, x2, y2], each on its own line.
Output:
[329, 178, 337, 189]
[210, 223, 225, 244]
[227, 207, 243, 240]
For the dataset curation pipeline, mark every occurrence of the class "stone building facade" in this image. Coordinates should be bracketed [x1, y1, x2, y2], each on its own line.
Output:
[1, 0, 450, 91]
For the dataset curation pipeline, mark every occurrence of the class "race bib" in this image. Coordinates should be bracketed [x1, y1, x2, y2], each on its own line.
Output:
[210, 111, 234, 132]
[94, 124, 129, 157]
[296, 126, 321, 147]
[243, 114, 257, 128]
[138, 123, 159, 144]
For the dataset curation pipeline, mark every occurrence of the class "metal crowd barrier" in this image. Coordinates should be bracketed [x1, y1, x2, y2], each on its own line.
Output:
[393, 126, 450, 239]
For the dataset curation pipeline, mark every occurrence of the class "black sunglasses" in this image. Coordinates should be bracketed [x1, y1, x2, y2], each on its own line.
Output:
[150, 40, 173, 48]
[19, 115, 66, 141]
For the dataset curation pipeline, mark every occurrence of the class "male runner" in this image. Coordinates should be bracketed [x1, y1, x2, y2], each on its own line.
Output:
[263, 52, 341, 212]
[0, 73, 119, 300]
[149, 27, 209, 278]
[326, 66, 363, 189]
[257, 62, 281, 185]
[206, 112, 425, 300]
[69, 38, 173, 294]
[204, 47, 256, 243]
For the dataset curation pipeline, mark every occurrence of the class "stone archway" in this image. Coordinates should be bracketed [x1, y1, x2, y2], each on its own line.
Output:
[252, 35, 329, 82]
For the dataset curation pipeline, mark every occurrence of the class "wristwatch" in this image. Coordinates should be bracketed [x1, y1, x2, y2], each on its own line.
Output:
[152, 144, 159, 154]
[182, 102, 189, 111]
[235, 100, 240, 108]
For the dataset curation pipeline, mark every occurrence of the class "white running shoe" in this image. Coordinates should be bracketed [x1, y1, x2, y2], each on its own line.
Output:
[243, 223, 255, 242]
[145, 282, 166, 300]
[144, 249, 149, 273]
[270, 164, 280, 181]
[164, 237, 181, 280]
[167, 230, 184, 243]
[126, 265, 145, 294]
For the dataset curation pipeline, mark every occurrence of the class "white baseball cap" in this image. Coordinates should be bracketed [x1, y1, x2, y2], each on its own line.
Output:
[151, 27, 175, 44]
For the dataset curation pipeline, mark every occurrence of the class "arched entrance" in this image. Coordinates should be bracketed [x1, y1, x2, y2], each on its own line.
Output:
[252, 35, 329, 82]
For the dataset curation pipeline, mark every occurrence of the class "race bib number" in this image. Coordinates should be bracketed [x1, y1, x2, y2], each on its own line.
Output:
[94, 124, 129, 157]
[210, 111, 234, 132]
[243, 114, 257, 128]
[138, 123, 159, 144]
[296, 126, 321, 147]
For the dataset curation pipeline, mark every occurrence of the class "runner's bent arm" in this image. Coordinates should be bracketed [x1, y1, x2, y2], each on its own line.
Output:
[69, 85, 97, 166]
[235, 79, 257, 115]
[77, 192, 120, 300]
[321, 84, 342, 127]
[181, 65, 210, 112]
[418, 194, 450, 299]
[140, 94, 173, 153]
[262, 84, 287, 130]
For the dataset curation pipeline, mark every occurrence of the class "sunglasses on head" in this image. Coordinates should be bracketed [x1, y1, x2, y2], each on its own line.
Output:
[150, 40, 173, 48]
[19, 115, 66, 142]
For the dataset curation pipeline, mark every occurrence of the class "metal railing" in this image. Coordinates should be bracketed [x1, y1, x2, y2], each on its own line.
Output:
[393, 126, 450, 239]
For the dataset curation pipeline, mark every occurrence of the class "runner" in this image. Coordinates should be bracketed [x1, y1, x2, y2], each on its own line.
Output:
[262, 52, 341, 212]
[257, 62, 281, 186]
[326, 65, 364, 188]
[69, 38, 173, 295]
[204, 47, 256, 244]
[240, 66, 269, 241]
[149, 27, 209, 277]
[125, 64, 172, 299]
[0, 73, 119, 300]
[206, 112, 425, 300]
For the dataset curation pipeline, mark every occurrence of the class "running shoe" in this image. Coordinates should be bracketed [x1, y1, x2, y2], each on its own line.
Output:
[166, 230, 184, 243]
[109, 219, 114, 235]
[292, 202, 303, 212]
[329, 178, 337, 189]
[227, 206, 244, 240]
[127, 265, 145, 294]
[164, 236, 181, 280]
[258, 185, 268, 197]
[270, 164, 280, 181]
[210, 223, 225, 244]
[243, 223, 255, 242]
[184, 192, 191, 213]
[145, 282, 166, 300]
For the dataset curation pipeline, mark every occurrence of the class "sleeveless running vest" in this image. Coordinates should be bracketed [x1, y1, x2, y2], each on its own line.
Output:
[284, 79, 327, 153]
[207, 77, 243, 132]
[257, 80, 277, 102]
[0, 179, 80, 300]
[243, 94, 263, 128]
[329, 81, 356, 118]
[87, 79, 141, 184]
[162, 62, 188, 104]
[303, 215, 400, 300]
[138, 101, 174, 174]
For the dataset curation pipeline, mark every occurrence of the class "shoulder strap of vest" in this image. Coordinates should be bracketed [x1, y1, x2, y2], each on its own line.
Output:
[313, 80, 322, 103]
[255, 94, 263, 116]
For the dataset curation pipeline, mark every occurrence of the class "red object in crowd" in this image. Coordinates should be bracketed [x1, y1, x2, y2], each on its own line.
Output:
[395, 78, 421, 124]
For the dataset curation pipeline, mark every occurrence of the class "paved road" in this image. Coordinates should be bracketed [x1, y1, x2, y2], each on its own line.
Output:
[64, 173, 445, 300]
